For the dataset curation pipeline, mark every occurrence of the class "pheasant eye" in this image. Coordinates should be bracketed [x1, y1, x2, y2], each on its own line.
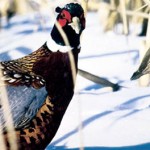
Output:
[61, 13, 65, 18]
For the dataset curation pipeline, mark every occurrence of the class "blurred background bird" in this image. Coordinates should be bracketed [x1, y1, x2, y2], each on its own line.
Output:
[131, 47, 150, 80]
[0, 2, 85, 149]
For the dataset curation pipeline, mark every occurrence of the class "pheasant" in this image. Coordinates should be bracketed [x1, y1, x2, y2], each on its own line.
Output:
[131, 47, 150, 80]
[0, 3, 85, 150]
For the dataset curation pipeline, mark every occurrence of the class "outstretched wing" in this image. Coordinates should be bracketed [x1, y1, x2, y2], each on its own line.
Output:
[0, 44, 50, 88]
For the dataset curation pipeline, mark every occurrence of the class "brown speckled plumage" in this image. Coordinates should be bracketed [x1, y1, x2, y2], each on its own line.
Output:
[3, 48, 79, 150]
[0, 45, 50, 88]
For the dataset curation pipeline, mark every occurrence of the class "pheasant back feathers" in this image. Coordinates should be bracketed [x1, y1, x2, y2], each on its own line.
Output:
[0, 45, 50, 88]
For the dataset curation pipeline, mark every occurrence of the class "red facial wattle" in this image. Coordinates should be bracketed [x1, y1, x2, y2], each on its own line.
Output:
[58, 10, 71, 27]
[58, 19, 67, 27]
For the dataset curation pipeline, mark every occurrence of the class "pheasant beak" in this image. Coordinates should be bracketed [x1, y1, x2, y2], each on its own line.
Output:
[69, 17, 81, 34]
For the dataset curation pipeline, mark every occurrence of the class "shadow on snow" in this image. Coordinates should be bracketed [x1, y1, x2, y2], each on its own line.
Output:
[47, 143, 150, 150]
[47, 94, 150, 149]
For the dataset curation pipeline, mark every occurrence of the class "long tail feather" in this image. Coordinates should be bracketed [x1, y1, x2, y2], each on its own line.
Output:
[78, 69, 121, 91]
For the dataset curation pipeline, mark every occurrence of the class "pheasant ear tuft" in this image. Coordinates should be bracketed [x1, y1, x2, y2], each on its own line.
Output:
[55, 7, 62, 13]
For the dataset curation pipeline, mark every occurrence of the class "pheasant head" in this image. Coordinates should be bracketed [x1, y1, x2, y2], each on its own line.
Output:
[51, 3, 85, 48]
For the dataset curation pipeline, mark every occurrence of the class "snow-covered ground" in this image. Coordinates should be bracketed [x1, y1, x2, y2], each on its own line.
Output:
[1, 10, 150, 150]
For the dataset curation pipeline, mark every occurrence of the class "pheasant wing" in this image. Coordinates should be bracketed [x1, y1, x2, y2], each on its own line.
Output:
[0, 45, 50, 88]
[0, 85, 48, 130]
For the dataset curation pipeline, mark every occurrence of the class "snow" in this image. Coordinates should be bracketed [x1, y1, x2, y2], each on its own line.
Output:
[1, 10, 150, 150]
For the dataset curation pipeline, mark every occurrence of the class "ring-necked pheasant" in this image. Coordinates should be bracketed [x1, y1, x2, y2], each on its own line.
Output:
[0, 3, 85, 150]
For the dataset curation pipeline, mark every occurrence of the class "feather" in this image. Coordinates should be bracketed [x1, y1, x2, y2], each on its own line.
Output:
[0, 86, 48, 130]
[0, 45, 50, 88]
[78, 69, 121, 91]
